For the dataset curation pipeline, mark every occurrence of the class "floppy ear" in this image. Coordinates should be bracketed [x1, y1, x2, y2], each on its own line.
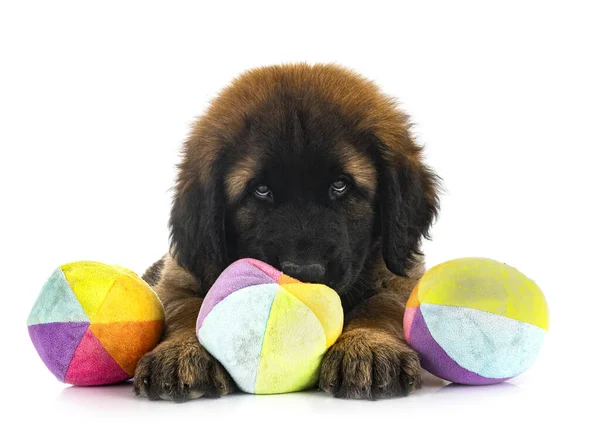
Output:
[378, 150, 440, 277]
[169, 164, 228, 291]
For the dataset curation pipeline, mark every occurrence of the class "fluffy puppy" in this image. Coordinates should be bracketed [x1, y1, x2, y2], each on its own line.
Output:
[135, 63, 440, 401]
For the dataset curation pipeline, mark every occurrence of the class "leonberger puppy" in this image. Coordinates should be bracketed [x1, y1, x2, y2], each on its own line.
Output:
[134, 63, 440, 401]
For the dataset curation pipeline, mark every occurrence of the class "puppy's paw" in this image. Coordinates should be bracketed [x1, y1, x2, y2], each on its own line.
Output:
[134, 334, 235, 401]
[319, 328, 422, 399]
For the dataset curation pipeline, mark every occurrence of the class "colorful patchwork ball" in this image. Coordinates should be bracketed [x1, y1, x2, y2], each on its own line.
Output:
[28, 261, 165, 386]
[196, 258, 343, 394]
[404, 257, 549, 385]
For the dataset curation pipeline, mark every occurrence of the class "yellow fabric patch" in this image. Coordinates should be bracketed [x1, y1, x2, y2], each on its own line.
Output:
[279, 282, 343, 348]
[417, 258, 549, 330]
[92, 272, 165, 323]
[60, 261, 120, 319]
[255, 289, 326, 394]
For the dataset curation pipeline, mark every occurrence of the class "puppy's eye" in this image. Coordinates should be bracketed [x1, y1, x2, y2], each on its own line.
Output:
[254, 184, 272, 200]
[330, 177, 349, 196]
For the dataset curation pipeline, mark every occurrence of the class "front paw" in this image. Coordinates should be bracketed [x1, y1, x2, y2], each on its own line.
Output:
[133, 334, 235, 401]
[319, 329, 422, 399]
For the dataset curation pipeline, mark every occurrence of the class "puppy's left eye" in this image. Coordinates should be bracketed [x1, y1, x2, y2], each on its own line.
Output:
[330, 177, 349, 196]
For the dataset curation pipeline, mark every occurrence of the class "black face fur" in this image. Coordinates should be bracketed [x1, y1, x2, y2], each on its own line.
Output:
[169, 64, 440, 309]
[222, 105, 379, 294]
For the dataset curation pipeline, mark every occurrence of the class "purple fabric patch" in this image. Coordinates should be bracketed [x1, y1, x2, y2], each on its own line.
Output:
[28, 322, 89, 382]
[196, 260, 278, 330]
[410, 308, 509, 385]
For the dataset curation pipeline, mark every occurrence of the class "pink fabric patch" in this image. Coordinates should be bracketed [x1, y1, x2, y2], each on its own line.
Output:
[404, 307, 417, 343]
[242, 258, 283, 282]
[65, 329, 130, 386]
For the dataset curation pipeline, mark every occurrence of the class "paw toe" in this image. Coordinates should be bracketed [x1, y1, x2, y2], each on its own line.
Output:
[319, 350, 343, 395]
[319, 331, 423, 400]
[133, 337, 235, 402]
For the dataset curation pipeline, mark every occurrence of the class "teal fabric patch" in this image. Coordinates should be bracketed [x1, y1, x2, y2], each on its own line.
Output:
[197, 283, 278, 393]
[27, 268, 90, 325]
[421, 303, 546, 379]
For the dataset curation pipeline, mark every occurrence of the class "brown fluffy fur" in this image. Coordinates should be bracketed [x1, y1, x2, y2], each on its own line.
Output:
[178, 63, 436, 207]
[134, 63, 439, 401]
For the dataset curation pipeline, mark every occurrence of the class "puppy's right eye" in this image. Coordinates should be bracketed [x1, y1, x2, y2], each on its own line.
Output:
[253, 185, 273, 200]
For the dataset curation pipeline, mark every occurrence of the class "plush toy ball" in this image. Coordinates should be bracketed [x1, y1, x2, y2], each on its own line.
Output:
[404, 257, 549, 385]
[196, 258, 343, 394]
[28, 261, 165, 386]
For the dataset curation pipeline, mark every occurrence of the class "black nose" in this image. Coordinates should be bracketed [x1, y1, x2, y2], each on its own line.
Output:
[280, 261, 326, 283]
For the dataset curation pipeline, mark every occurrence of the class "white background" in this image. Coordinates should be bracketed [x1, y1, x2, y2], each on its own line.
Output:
[1, 1, 598, 439]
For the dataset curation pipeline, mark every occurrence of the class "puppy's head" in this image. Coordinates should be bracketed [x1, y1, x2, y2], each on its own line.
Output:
[170, 64, 439, 294]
